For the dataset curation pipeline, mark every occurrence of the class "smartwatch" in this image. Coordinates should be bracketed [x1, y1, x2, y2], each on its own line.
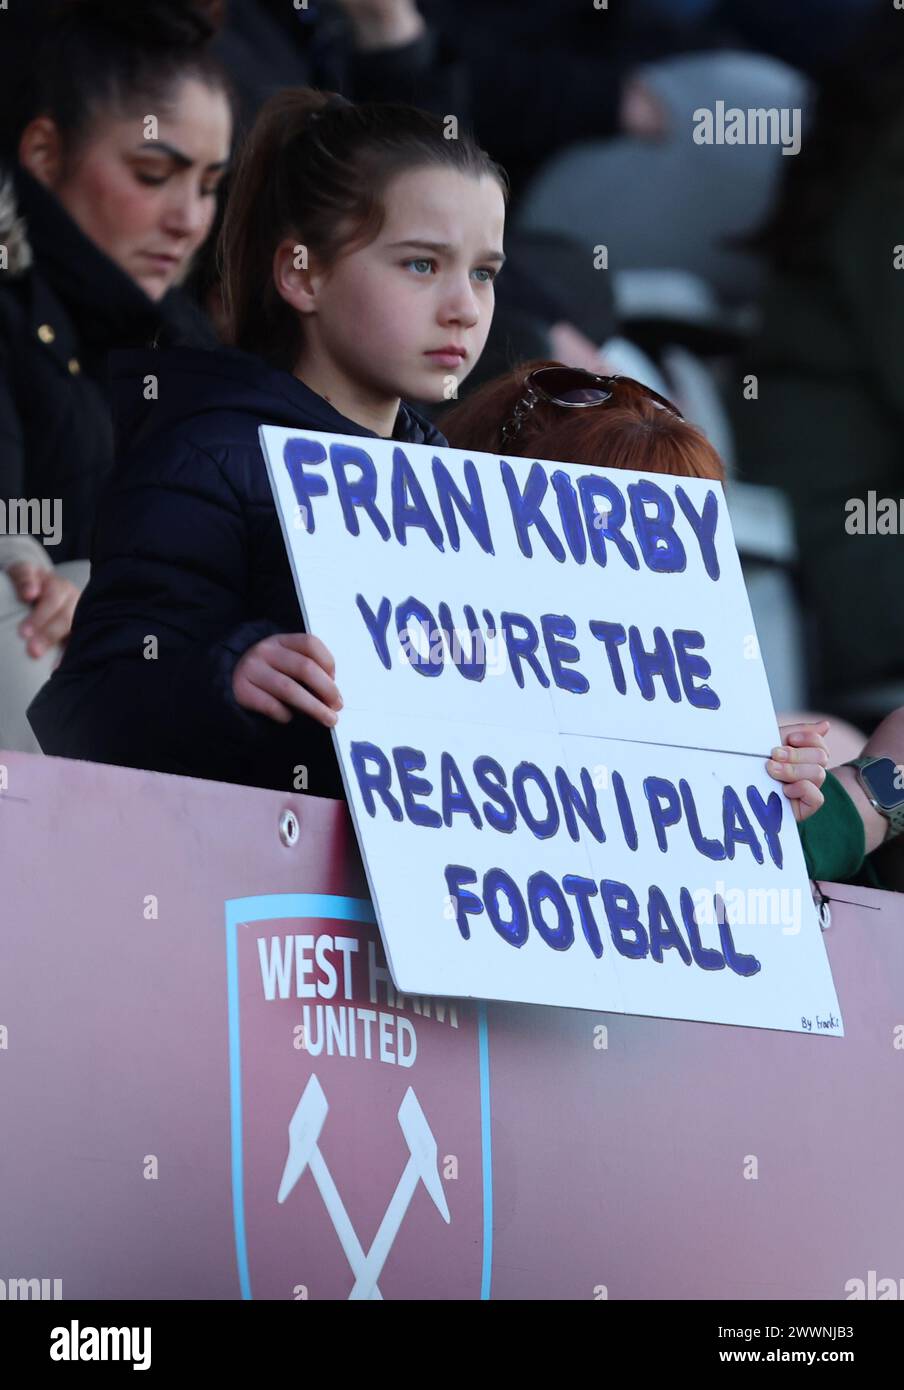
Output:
[843, 756, 904, 842]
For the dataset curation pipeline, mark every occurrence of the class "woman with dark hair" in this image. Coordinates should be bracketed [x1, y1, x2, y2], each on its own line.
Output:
[0, 0, 231, 750]
[28, 87, 508, 795]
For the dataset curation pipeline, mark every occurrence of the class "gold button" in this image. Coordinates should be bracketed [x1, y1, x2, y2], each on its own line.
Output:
[68, 358, 81, 375]
[38, 323, 56, 343]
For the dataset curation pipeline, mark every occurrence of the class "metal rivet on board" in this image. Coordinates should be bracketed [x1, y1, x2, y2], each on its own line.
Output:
[279, 809, 299, 847]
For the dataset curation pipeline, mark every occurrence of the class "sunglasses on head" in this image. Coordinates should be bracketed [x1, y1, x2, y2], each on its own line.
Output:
[499, 366, 684, 447]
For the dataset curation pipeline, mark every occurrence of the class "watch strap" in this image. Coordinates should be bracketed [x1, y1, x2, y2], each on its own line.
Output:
[844, 756, 904, 841]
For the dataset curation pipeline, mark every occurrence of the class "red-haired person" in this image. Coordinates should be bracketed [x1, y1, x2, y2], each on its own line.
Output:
[439, 363, 904, 889]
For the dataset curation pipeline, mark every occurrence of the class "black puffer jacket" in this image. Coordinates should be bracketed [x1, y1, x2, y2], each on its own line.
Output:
[0, 163, 217, 562]
[28, 345, 448, 795]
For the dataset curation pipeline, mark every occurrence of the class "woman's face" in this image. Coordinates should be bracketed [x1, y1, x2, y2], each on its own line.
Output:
[29, 77, 232, 301]
[296, 166, 506, 421]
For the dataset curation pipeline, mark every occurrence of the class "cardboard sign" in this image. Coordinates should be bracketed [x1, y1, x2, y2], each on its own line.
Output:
[260, 428, 842, 1033]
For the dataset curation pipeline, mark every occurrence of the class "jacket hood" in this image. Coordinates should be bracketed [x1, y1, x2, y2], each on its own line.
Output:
[110, 344, 449, 454]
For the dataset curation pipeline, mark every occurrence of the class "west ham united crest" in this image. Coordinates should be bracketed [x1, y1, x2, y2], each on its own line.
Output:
[225, 894, 492, 1299]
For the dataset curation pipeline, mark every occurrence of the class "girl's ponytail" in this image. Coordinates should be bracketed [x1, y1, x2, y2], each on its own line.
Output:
[219, 90, 350, 372]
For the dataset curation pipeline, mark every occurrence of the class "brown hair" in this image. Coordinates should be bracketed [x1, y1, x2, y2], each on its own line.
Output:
[21, 1, 229, 167]
[218, 88, 509, 373]
[439, 359, 726, 483]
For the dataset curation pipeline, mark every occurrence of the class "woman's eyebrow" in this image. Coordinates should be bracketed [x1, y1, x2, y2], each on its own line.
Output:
[387, 238, 506, 265]
[130, 140, 229, 172]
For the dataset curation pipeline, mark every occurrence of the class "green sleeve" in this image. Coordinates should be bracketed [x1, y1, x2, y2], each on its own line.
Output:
[798, 770, 866, 882]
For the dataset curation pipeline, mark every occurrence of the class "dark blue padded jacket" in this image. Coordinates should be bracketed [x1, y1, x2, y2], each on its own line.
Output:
[28, 344, 447, 794]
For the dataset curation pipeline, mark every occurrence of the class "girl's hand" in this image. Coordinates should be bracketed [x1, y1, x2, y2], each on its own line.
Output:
[767, 719, 831, 823]
[232, 632, 343, 726]
[6, 562, 80, 658]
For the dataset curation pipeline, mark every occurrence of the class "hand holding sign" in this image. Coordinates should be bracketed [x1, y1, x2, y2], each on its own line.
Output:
[772, 721, 830, 823]
[233, 632, 343, 726]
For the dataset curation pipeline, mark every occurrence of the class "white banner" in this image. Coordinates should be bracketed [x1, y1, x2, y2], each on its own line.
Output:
[260, 427, 842, 1034]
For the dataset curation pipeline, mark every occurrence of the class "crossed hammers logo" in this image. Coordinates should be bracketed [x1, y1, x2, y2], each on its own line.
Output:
[277, 1073, 451, 1299]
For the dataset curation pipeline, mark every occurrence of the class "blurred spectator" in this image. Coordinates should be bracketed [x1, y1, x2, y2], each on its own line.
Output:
[212, 0, 466, 133]
[732, 4, 904, 714]
[716, 0, 882, 77]
[419, 0, 727, 202]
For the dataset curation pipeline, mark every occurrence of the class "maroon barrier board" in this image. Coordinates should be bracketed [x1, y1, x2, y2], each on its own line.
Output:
[0, 750, 902, 1300]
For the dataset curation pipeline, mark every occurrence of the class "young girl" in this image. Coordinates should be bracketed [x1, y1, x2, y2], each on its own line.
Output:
[28, 89, 508, 795]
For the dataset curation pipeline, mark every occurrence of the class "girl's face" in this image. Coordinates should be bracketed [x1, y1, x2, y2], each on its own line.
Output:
[295, 165, 506, 430]
[23, 77, 231, 301]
